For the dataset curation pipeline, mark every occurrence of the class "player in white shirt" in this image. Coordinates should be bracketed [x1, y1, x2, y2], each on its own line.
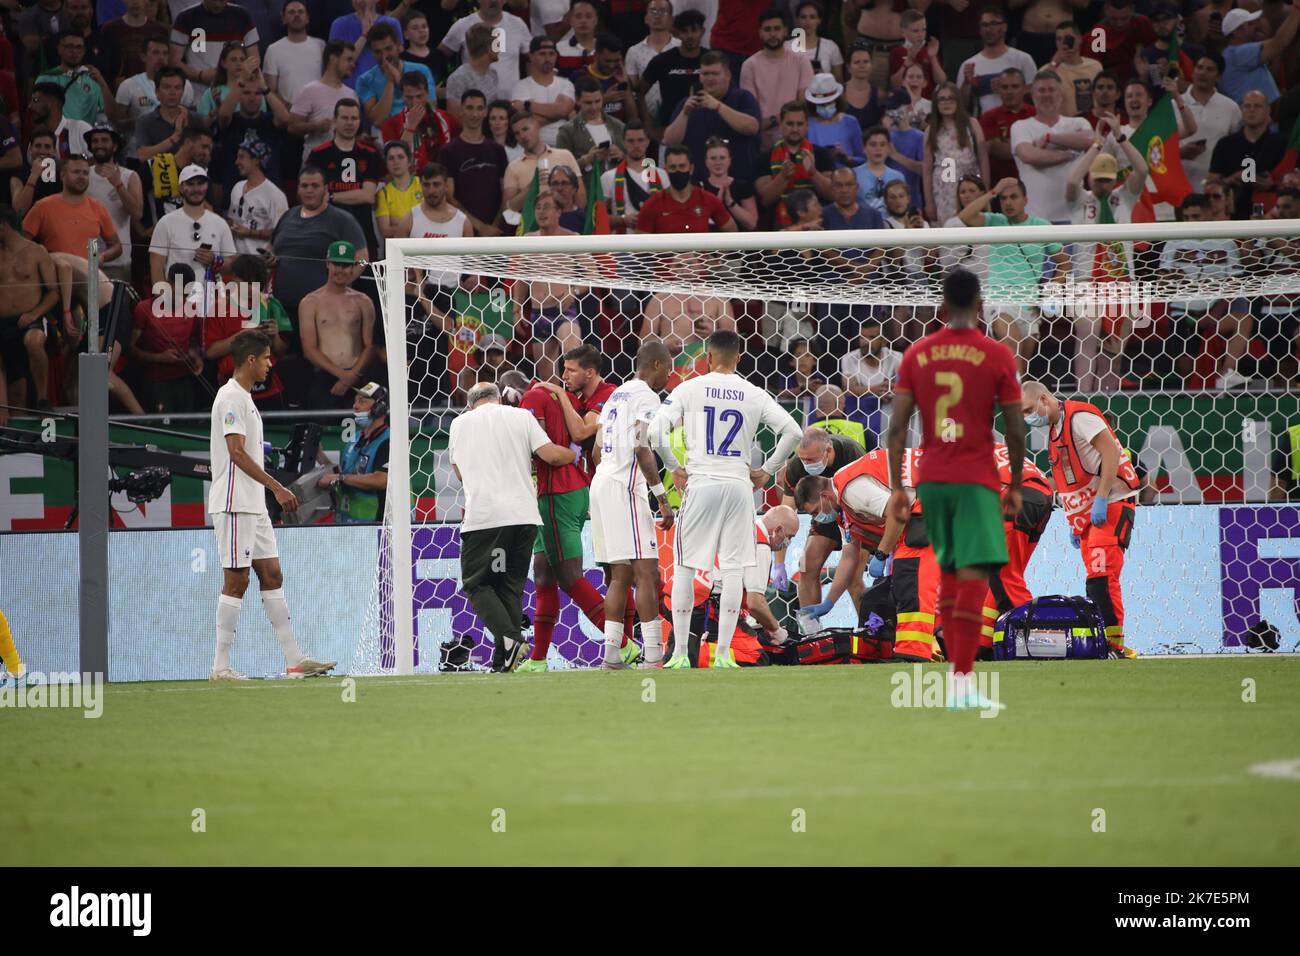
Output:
[649, 329, 802, 668]
[589, 342, 676, 669]
[207, 329, 335, 681]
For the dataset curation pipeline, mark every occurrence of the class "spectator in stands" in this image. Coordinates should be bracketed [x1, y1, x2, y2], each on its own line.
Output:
[269, 164, 368, 321]
[853, 125, 904, 214]
[1187, 0, 1234, 57]
[805, 73, 865, 168]
[774, 336, 824, 404]
[548, 164, 585, 232]
[171, 0, 260, 98]
[697, 136, 757, 230]
[938, 174, 990, 280]
[884, 97, 925, 210]
[440, 0, 531, 90]
[664, 50, 762, 184]
[502, 111, 583, 215]
[755, 101, 834, 229]
[313, 98, 382, 256]
[840, 316, 900, 400]
[86, 125, 141, 285]
[401, 10, 446, 86]
[513, 192, 583, 382]
[214, 75, 290, 202]
[24, 155, 122, 267]
[587, 34, 639, 126]
[0, 204, 59, 411]
[40, 31, 111, 125]
[130, 261, 203, 413]
[980, 68, 1034, 186]
[264, 2, 327, 107]
[143, 126, 213, 221]
[205, 256, 291, 409]
[329, 0, 401, 90]
[823, 163, 883, 231]
[1011, 70, 1093, 224]
[457, 333, 513, 398]
[957, 6, 1035, 116]
[1203, 176, 1231, 222]
[300, 238, 377, 408]
[958, 176, 1070, 373]
[30, 79, 92, 159]
[741, 8, 813, 150]
[288, 42, 356, 163]
[923, 81, 989, 225]
[1108, 77, 1195, 220]
[889, 61, 932, 130]
[53, 0, 120, 86]
[1211, 90, 1286, 222]
[1085, 0, 1154, 86]
[487, 99, 524, 162]
[375, 141, 419, 239]
[10, 130, 62, 215]
[358, 22, 437, 125]
[147, 164, 233, 284]
[1180, 55, 1242, 195]
[850, 0, 903, 90]
[602, 120, 665, 233]
[1136, 6, 1194, 94]
[405, 164, 469, 398]
[134, 66, 200, 161]
[879, 178, 934, 344]
[841, 46, 884, 134]
[116, 39, 196, 156]
[557, 75, 626, 176]
[637, 9, 706, 146]
[445, 23, 500, 121]
[636, 144, 737, 233]
[555, 0, 603, 81]
[228, 138, 289, 257]
[1047, 20, 1101, 118]
[379, 72, 459, 169]
[1256, 192, 1300, 391]
[626, 0, 679, 124]
[1015, 0, 1073, 67]
[193, 41, 250, 123]
[441, 90, 509, 236]
[511, 36, 576, 147]
[889, 8, 945, 98]
[1083, 70, 1123, 132]
[1219, 5, 1300, 106]
[794, 1, 842, 82]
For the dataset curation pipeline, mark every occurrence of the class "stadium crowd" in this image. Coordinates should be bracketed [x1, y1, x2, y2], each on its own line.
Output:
[1, 0, 1299, 429]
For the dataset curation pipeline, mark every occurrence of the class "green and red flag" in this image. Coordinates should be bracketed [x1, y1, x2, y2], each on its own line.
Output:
[582, 161, 611, 235]
[1129, 94, 1193, 223]
[1271, 112, 1300, 181]
[516, 167, 540, 235]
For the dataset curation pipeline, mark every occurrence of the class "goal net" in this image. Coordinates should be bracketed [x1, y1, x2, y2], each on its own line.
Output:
[353, 220, 1300, 674]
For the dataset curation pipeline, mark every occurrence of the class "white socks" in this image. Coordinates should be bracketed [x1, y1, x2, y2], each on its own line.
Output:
[214, 594, 241, 671]
[670, 566, 695, 660]
[261, 588, 304, 666]
[642, 619, 663, 665]
[715, 569, 744, 660]
[603, 621, 624, 665]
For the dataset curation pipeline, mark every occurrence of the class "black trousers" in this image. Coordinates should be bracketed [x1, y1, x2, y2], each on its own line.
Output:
[460, 523, 536, 665]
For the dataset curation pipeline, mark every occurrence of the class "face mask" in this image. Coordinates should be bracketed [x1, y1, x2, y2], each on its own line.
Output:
[668, 170, 691, 190]
[815, 103, 837, 119]
[803, 459, 827, 477]
[354, 412, 372, 428]
[813, 507, 837, 524]
[1024, 411, 1048, 428]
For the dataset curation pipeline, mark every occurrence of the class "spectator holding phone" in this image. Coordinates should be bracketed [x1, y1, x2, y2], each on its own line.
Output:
[204, 254, 291, 410]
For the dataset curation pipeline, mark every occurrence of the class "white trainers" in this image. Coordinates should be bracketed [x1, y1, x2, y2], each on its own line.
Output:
[209, 667, 250, 682]
[287, 656, 336, 678]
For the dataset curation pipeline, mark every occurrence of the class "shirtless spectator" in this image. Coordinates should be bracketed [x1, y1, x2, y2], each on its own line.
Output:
[512, 191, 587, 383]
[299, 239, 377, 409]
[0, 206, 60, 412]
[501, 111, 582, 216]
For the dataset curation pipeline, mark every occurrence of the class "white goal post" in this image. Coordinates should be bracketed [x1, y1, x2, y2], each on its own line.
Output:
[360, 219, 1300, 674]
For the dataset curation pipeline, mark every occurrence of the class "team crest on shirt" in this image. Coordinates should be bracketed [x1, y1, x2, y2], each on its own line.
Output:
[224, 410, 236, 426]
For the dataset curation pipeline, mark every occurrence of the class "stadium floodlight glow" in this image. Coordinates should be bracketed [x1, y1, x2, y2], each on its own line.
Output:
[358, 220, 1300, 675]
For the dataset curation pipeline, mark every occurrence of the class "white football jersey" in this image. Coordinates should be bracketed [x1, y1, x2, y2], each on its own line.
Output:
[653, 372, 800, 484]
[208, 379, 267, 515]
[594, 378, 662, 489]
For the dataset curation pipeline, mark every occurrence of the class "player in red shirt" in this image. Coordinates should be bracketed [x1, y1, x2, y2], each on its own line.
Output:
[635, 146, 737, 234]
[888, 268, 1027, 709]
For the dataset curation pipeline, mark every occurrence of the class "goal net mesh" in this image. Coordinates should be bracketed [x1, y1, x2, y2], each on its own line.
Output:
[353, 224, 1300, 673]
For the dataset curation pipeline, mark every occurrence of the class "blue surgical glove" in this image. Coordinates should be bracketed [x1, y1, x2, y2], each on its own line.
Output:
[1091, 496, 1110, 527]
[805, 599, 836, 619]
[771, 563, 790, 591]
[1070, 532, 1080, 549]
[867, 551, 888, 579]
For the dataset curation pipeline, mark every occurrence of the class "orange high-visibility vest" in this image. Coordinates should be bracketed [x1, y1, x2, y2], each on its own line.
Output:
[994, 442, 1053, 495]
[1048, 401, 1140, 536]
[831, 449, 922, 549]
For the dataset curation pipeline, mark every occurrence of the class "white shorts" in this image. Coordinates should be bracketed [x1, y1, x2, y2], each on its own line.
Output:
[212, 512, 278, 569]
[590, 471, 657, 564]
[674, 480, 756, 572]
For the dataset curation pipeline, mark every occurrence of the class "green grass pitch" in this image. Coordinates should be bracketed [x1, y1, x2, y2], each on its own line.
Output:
[5, 658, 1298, 865]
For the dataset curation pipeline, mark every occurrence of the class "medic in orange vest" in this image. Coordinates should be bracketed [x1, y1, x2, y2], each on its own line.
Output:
[792, 448, 941, 661]
[1020, 382, 1141, 656]
[979, 442, 1056, 655]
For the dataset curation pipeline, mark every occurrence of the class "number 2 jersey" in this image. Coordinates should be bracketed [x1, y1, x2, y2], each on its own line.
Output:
[895, 326, 1021, 493]
[593, 378, 662, 491]
[651, 371, 800, 485]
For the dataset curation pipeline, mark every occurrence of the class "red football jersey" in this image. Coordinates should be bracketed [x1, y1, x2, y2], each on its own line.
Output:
[570, 380, 617, 482]
[896, 326, 1021, 493]
[520, 384, 587, 495]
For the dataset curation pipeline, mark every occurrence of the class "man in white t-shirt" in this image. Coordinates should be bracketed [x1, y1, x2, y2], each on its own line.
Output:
[1179, 54, 1241, 192]
[263, 1, 326, 107]
[87, 125, 142, 284]
[958, 8, 1037, 115]
[227, 138, 288, 256]
[600, 122, 663, 232]
[438, 0, 531, 91]
[510, 36, 576, 147]
[626, 0, 680, 125]
[449, 378, 579, 672]
[149, 165, 236, 285]
[115, 37, 198, 155]
[839, 317, 901, 398]
[1010, 70, 1094, 223]
[207, 328, 335, 681]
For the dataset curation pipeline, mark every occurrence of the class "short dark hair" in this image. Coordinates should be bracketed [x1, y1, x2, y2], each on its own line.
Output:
[573, 75, 602, 97]
[943, 267, 982, 311]
[401, 71, 429, 91]
[0, 204, 19, 230]
[32, 81, 66, 103]
[231, 329, 272, 368]
[673, 9, 705, 30]
[700, 50, 730, 70]
[663, 144, 692, 163]
[863, 124, 890, 144]
[144, 36, 170, 52]
[706, 328, 742, 357]
[595, 32, 623, 54]
[779, 100, 808, 120]
[784, 188, 818, 221]
[562, 343, 601, 371]
[29, 126, 55, 145]
[334, 97, 361, 117]
[384, 140, 412, 159]
[636, 340, 672, 370]
[298, 163, 326, 182]
[1092, 69, 1120, 89]
[367, 21, 399, 47]
[419, 161, 448, 180]
[758, 6, 790, 29]
[1197, 52, 1226, 75]
[624, 119, 647, 135]
[323, 39, 349, 72]
[231, 253, 268, 284]
[460, 88, 488, 106]
[465, 22, 494, 56]
[1180, 192, 1209, 213]
[182, 126, 212, 145]
[793, 474, 831, 511]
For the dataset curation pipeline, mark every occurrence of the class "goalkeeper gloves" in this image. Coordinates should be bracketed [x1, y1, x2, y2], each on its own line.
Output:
[1090, 495, 1110, 527]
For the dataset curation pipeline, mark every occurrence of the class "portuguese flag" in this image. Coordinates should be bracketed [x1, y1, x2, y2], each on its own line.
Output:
[516, 168, 540, 235]
[1272, 112, 1300, 181]
[1129, 94, 1193, 223]
[582, 161, 611, 235]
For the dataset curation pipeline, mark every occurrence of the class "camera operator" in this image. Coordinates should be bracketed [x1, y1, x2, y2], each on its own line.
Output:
[317, 382, 390, 524]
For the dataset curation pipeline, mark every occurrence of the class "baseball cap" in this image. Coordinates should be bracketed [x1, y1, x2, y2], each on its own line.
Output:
[530, 35, 556, 53]
[178, 164, 208, 183]
[354, 381, 385, 400]
[1222, 9, 1262, 36]
[327, 239, 356, 264]
[1089, 153, 1119, 181]
[477, 333, 508, 353]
